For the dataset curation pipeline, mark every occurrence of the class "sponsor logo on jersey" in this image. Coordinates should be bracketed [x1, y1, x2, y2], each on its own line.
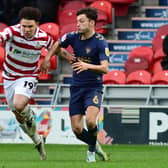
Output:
[105, 47, 110, 56]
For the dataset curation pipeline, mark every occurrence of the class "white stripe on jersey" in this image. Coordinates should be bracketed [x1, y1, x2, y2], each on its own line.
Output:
[13, 35, 49, 47]
[3, 63, 38, 77]
[6, 42, 41, 63]
[0, 24, 54, 80]
[11, 24, 20, 32]
[5, 57, 37, 71]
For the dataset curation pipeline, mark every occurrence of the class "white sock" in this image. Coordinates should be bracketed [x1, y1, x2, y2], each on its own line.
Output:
[20, 106, 34, 121]
[31, 133, 41, 145]
[20, 121, 40, 145]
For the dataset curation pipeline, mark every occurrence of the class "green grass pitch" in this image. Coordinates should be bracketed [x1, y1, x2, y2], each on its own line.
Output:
[0, 144, 168, 168]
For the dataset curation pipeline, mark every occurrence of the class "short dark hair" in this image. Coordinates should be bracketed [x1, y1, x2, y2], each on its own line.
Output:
[19, 7, 41, 22]
[76, 7, 98, 22]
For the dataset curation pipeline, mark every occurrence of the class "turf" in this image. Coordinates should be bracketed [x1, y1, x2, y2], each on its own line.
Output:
[0, 144, 168, 168]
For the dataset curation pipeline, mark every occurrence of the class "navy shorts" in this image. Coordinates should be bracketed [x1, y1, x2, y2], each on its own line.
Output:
[69, 86, 103, 116]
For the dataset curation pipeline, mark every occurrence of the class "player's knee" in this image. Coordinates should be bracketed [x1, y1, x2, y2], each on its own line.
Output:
[86, 118, 96, 130]
[13, 103, 25, 113]
[12, 110, 24, 123]
[72, 126, 82, 135]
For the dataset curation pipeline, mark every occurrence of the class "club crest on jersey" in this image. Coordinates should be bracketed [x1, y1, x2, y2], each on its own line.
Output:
[35, 42, 41, 49]
[93, 95, 99, 104]
[85, 47, 91, 54]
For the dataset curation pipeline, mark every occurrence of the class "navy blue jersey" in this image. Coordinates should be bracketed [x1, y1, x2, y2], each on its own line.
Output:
[59, 32, 109, 87]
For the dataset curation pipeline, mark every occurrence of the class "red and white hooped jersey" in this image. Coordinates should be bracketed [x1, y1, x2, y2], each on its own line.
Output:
[0, 24, 54, 80]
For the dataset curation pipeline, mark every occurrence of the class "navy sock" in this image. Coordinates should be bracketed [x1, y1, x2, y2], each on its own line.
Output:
[76, 128, 89, 144]
[88, 126, 97, 152]
[76, 127, 98, 152]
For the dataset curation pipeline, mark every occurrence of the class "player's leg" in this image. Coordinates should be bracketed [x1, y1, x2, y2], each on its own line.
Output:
[85, 105, 98, 162]
[69, 86, 96, 162]
[85, 88, 109, 161]
[13, 99, 39, 142]
[14, 77, 46, 160]
[4, 78, 46, 160]
[69, 86, 90, 144]
[70, 114, 96, 162]
[13, 94, 46, 160]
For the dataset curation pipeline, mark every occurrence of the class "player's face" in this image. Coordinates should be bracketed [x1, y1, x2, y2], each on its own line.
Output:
[77, 14, 94, 34]
[20, 19, 38, 39]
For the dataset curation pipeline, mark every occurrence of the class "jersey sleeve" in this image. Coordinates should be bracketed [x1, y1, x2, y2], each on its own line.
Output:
[58, 32, 74, 48]
[46, 35, 54, 49]
[0, 27, 13, 42]
[98, 39, 110, 61]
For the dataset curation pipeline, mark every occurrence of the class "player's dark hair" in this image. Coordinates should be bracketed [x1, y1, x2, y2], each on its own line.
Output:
[19, 7, 41, 22]
[76, 7, 98, 23]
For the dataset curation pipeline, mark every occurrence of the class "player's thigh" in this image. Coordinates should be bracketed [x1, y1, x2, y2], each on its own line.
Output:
[3, 80, 15, 110]
[13, 94, 30, 111]
[14, 77, 37, 98]
[84, 88, 103, 109]
[84, 88, 102, 124]
[69, 86, 85, 116]
[14, 77, 37, 110]
[86, 106, 100, 119]
[70, 114, 83, 132]
[4, 77, 37, 110]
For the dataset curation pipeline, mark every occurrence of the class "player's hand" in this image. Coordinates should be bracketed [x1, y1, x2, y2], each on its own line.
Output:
[40, 59, 50, 74]
[72, 60, 89, 73]
[69, 55, 78, 64]
[60, 48, 76, 64]
[69, 54, 77, 64]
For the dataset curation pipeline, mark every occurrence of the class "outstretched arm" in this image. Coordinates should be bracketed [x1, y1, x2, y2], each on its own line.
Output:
[40, 41, 75, 73]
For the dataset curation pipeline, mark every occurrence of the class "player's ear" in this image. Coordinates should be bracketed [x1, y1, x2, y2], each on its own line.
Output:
[89, 19, 95, 26]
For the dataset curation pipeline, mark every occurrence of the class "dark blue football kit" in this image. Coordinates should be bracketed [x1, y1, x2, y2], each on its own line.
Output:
[58, 32, 109, 116]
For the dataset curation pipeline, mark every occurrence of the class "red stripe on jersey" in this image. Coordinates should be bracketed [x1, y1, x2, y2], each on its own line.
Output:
[5, 61, 37, 74]
[12, 40, 42, 50]
[10, 26, 20, 36]
[33, 36, 49, 41]
[9, 70, 39, 77]
[3, 74, 38, 80]
[6, 54, 38, 67]
[47, 37, 53, 48]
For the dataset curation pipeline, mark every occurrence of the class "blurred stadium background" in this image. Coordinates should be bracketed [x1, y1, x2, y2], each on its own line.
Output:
[1, 0, 168, 167]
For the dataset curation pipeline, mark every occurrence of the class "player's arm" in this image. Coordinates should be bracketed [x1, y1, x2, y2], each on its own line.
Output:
[40, 41, 61, 74]
[0, 26, 13, 43]
[59, 48, 75, 64]
[40, 41, 75, 73]
[72, 60, 108, 74]
[88, 60, 108, 74]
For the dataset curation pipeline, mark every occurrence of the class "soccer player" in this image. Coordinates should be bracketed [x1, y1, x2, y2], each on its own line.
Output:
[40, 7, 109, 162]
[0, 6, 72, 160]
